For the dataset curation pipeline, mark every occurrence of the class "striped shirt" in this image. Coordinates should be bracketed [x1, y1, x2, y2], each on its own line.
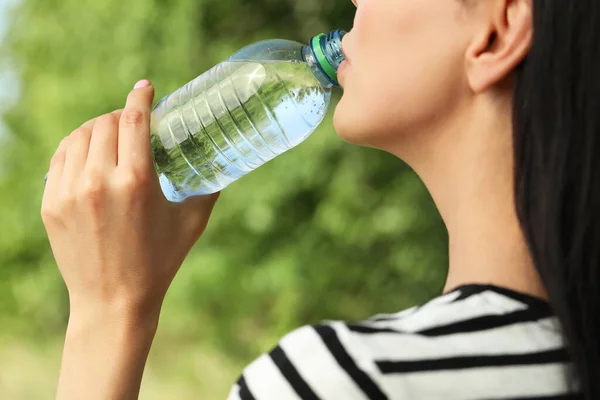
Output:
[227, 284, 580, 400]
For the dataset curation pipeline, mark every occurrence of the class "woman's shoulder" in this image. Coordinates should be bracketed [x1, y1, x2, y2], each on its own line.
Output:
[227, 285, 572, 400]
[357, 283, 560, 337]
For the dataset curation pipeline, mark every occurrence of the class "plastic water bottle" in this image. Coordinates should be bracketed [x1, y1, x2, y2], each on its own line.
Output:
[42, 30, 346, 200]
[150, 29, 346, 202]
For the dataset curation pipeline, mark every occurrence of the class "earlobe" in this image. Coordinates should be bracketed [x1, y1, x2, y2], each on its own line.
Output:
[465, 0, 533, 93]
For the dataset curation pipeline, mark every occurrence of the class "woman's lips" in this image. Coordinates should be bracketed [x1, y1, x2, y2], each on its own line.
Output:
[338, 59, 349, 74]
[337, 60, 349, 86]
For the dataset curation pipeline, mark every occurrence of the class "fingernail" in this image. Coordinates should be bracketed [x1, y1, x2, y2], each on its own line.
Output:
[134, 79, 151, 89]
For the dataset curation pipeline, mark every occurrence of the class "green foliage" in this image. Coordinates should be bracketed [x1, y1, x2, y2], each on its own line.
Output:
[0, 0, 448, 397]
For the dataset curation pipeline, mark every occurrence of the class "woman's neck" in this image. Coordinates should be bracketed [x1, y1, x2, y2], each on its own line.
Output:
[390, 94, 548, 300]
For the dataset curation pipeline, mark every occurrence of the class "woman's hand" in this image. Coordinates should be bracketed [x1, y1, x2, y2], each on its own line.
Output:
[41, 80, 219, 399]
[42, 79, 219, 315]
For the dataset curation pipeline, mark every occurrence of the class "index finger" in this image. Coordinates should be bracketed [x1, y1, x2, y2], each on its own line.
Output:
[117, 80, 155, 172]
[43, 110, 123, 186]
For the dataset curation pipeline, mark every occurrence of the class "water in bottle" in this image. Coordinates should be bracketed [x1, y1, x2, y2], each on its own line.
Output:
[150, 29, 346, 202]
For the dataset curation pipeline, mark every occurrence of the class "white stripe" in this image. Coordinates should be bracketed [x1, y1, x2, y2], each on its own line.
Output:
[380, 362, 572, 400]
[419, 289, 462, 308]
[366, 291, 528, 332]
[352, 317, 563, 361]
[242, 353, 302, 400]
[279, 325, 370, 400]
[368, 291, 462, 322]
[482, 289, 543, 311]
[226, 384, 242, 400]
[368, 305, 420, 322]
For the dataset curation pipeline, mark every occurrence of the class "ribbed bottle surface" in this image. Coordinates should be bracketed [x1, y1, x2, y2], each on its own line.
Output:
[150, 60, 331, 202]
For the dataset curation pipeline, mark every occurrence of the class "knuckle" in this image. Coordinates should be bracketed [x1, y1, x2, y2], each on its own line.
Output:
[57, 136, 70, 150]
[80, 117, 95, 126]
[50, 138, 69, 164]
[71, 127, 86, 136]
[118, 173, 139, 191]
[121, 109, 145, 126]
[111, 109, 124, 122]
[50, 151, 65, 167]
[96, 113, 118, 128]
[70, 127, 91, 142]
[40, 205, 59, 223]
[80, 178, 106, 200]
[116, 170, 150, 194]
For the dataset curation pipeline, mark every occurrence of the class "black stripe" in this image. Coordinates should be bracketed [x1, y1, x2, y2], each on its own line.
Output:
[450, 285, 480, 302]
[313, 324, 389, 400]
[237, 376, 257, 400]
[376, 348, 570, 374]
[369, 316, 405, 323]
[347, 324, 402, 334]
[348, 308, 553, 337]
[418, 308, 553, 336]
[269, 345, 320, 400]
[450, 284, 552, 314]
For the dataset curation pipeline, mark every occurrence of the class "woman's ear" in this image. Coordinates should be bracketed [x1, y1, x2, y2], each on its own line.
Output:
[465, 0, 533, 93]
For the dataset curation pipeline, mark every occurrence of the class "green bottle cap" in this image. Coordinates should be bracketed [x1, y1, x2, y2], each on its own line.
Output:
[311, 34, 339, 86]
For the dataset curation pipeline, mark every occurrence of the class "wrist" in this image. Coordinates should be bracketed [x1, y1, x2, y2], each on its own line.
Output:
[67, 295, 162, 340]
[58, 297, 160, 400]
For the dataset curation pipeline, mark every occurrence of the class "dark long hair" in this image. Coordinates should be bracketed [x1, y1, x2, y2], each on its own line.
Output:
[513, 1, 600, 397]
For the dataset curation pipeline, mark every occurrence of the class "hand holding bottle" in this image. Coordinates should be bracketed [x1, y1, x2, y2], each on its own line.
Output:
[41, 80, 219, 320]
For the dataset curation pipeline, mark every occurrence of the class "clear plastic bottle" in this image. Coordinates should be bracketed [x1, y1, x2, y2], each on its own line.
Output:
[150, 29, 346, 202]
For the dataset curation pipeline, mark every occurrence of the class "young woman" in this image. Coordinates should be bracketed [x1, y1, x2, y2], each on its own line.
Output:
[41, 0, 598, 398]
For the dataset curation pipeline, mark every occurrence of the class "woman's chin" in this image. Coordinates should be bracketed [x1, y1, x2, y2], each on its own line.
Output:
[333, 101, 371, 146]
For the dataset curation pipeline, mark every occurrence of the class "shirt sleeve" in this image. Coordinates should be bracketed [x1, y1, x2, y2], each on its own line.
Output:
[226, 321, 390, 400]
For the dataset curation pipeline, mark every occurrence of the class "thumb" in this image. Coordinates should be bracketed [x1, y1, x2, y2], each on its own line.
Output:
[176, 192, 221, 239]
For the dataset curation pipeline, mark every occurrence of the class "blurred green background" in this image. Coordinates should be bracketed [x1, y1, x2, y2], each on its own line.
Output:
[0, 0, 448, 398]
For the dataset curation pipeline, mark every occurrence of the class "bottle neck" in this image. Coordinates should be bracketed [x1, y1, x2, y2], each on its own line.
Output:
[303, 29, 347, 88]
